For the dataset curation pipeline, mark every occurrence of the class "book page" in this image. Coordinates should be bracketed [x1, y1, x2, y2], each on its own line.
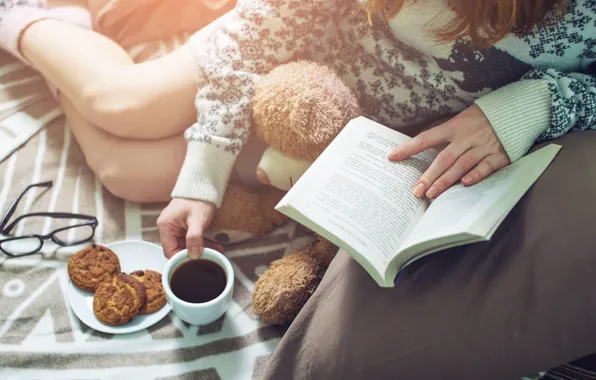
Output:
[278, 117, 437, 277]
[398, 144, 561, 254]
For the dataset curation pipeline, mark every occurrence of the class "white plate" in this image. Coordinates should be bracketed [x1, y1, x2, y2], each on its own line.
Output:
[68, 240, 171, 334]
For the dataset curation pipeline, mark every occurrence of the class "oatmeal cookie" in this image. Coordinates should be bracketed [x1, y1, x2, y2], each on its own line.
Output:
[129, 270, 166, 314]
[93, 274, 147, 326]
[67, 244, 121, 292]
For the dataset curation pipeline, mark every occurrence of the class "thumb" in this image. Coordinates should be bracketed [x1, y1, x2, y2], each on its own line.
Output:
[186, 217, 205, 260]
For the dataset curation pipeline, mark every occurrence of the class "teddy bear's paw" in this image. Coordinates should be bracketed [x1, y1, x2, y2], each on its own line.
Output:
[209, 182, 289, 241]
[252, 249, 323, 325]
[256, 166, 271, 185]
[312, 236, 339, 267]
[259, 186, 290, 229]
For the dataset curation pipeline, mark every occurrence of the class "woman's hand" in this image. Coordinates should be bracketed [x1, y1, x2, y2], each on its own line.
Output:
[388, 104, 510, 199]
[157, 198, 215, 259]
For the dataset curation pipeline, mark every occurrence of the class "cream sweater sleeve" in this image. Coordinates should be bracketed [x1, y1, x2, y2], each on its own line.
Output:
[171, 0, 344, 207]
[476, 68, 595, 162]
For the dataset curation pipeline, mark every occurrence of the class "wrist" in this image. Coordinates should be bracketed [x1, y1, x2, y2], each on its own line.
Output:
[171, 140, 236, 208]
[475, 79, 551, 162]
[175, 197, 216, 212]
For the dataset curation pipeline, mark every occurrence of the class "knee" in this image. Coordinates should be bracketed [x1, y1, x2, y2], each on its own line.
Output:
[87, 158, 134, 201]
[96, 165, 168, 203]
[80, 85, 143, 139]
[87, 157, 167, 204]
[264, 331, 340, 380]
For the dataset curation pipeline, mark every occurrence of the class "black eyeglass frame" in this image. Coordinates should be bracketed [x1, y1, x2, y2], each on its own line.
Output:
[0, 181, 98, 258]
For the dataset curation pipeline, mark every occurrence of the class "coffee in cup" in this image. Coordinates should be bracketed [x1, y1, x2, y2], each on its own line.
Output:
[170, 259, 227, 303]
[162, 248, 234, 326]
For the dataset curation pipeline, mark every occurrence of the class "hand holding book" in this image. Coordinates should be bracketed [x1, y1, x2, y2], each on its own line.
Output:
[276, 117, 561, 287]
[389, 104, 511, 199]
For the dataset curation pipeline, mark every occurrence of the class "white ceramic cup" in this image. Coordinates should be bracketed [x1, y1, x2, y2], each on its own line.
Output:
[162, 248, 234, 326]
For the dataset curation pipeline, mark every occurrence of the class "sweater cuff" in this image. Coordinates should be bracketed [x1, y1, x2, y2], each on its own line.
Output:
[171, 140, 236, 208]
[475, 79, 552, 162]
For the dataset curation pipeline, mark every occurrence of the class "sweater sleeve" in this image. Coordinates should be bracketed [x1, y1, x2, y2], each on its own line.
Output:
[171, 0, 343, 207]
[475, 67, 596, 162]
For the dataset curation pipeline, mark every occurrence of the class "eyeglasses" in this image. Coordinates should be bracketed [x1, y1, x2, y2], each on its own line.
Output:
[0, 181, 98, 258]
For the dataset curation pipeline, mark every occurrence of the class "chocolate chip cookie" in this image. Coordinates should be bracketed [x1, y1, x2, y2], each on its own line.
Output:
[68, 244, 121, 292]
[93, 274, 147, 326]
[129, 270, 166, 314]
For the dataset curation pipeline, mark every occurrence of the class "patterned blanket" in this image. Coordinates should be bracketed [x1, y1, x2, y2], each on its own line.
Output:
[0, 31, 314, 379]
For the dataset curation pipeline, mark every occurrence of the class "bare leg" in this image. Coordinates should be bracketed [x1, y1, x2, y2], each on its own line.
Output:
[20, 19, 199, 140]
[59, 94, 186, 203]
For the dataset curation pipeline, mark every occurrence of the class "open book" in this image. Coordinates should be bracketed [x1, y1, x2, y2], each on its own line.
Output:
[275, 117, 561, 287]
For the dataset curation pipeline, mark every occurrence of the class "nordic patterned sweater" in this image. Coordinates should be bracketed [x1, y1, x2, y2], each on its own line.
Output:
[172, 0, 596, 207]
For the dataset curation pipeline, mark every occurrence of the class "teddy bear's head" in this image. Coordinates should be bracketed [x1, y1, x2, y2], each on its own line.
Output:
[251, 61, 361, 190]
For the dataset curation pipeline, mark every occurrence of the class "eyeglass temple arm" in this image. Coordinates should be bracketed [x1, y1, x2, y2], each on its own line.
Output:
[2, 212, 97, 235]
[13, 212, 96, 220]
[3, 212, 96, 235]
[0, 181, 53, 233]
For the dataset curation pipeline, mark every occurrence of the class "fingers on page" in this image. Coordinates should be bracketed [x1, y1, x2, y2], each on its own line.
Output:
[426, 148, 485, 198]
[412, 142, 468, 198]
[462, 154, 508, 186]
[389, 125, 450, 161]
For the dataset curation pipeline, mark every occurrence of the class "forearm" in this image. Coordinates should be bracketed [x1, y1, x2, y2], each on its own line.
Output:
[476, 68, 596, 162]
[171, 140, 236, 206]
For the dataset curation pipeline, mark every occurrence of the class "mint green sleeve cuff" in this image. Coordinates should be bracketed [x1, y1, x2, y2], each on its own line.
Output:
[475, 79, 552, 162]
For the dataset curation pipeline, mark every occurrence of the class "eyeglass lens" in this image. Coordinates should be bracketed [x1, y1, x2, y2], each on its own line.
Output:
[52, 224, 95, 245]
[1, 224, 94, 256]
[0, 236, 43, 256]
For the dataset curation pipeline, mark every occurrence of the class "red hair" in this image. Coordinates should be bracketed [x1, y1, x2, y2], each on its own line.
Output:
[366, 0, 567, 46]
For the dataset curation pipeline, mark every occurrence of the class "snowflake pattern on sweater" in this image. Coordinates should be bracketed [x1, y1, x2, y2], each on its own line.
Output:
[178, 0, 595, 204]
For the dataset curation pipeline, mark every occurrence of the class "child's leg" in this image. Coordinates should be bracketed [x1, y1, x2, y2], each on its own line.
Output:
[59, 94, 186, 203]
[21, 18, 199, 140]
[1, 2, 200, 140]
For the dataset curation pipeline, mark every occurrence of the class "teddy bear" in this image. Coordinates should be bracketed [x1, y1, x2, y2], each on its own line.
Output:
[203, 60, 362, 325]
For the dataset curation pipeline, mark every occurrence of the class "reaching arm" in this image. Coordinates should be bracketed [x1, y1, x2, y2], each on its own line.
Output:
[171, 0, 346, 207]
[475, 65, 596, 162]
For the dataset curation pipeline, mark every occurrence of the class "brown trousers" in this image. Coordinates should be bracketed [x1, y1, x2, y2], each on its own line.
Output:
[263, 131, 596, 379]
